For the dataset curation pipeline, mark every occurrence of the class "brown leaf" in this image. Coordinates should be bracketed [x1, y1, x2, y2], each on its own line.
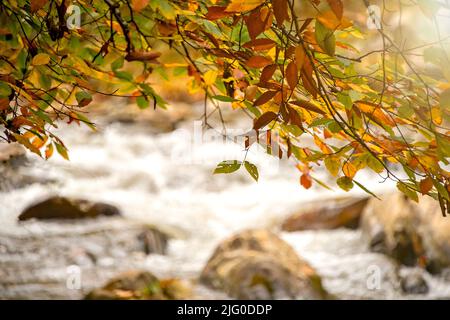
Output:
[301, 59, 319, 98]
[243, 38, 276, 51]
[205, 6, 231, 20]
[285, 61, 298, 90]
[254, 90, 277, 106]
[290, 100, 326, 115]
[419, 177, 434, 194]
[260, 64, 277, 82]
[295, 46, 306, 70]
[246, 56, 272, 68]
[272, 0, 289, 27]
[288, 106, 304, 128]
[253, 111, 278, 130]
[327, 0, 344, 20]
[31, 0, 47, 13]
[125, 51, 161, 62]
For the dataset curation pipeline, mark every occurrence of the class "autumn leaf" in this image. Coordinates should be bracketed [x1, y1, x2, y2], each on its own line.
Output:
[246, 56, 272, 68]
[419, 177, 434, 194]
[327, 0, 344, 20]
[31, 0, 47, 13]
[285, 61, 298, 90]
[300, 173, 313, 189]
[253, 111, 278, 130]
[125, 51, 161, 62]
[243, 39, 276, 51]
[272, 0, 289, 27]
[260, 64, 277, 82]
[290, 100, 326, 115]
[132, 0, 149, 12]
[254, 90, 277, 106]
[205, 6, 231, 20]
[226, 0, 264, 12]
[337, 176, 353, 191]
[32, 53, 50, 66]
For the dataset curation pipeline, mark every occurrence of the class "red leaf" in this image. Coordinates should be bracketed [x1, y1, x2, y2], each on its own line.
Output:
[327, 0, 344, 20]
[272, 0, 289, 27]
[260, 64, 277, 82]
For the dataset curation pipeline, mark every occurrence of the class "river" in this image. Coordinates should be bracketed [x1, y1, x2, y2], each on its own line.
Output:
[1, 110, 450, 299]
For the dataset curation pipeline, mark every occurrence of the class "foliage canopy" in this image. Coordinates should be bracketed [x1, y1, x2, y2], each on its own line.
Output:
[0, 0, 450, 214]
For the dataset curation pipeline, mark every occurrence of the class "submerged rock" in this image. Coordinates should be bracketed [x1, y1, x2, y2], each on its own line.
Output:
[18, 196, 120, 221]
[200, 229, 328, 300]
[361, 193, 450, 273]
[282, 197, 369, 231]
[85, 270, 191, 300]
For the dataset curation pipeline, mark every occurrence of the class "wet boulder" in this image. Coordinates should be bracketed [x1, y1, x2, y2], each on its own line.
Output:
[18, 196, 120, 221]
[85, 270, 191, 300]
[282, 197, 369, 231]
[200, 229, 328, 300]
[361, 193, 450, 273]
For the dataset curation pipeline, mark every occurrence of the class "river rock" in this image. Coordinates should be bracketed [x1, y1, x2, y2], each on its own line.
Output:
[200, 229, 328, 299]
[400, 271, 429, 295]
[282, 197, 369, 231]
[0, 143, 26, 163]
[361, 193, 450, 273]
[85, 270, 191, 300]
[18, 196, 121, 221]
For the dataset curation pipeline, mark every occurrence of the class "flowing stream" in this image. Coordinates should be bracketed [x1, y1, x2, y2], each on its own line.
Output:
[1, 113, 450, 300]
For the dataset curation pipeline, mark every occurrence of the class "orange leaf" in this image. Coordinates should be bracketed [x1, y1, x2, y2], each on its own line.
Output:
[45, 143, 54, 159]
[226, 0, 264, 12]
[132, 0, 149, 12]
[246, 56, 272, 68]
[285, 61, 298, 90]
[300, 173, 313, 189]
[342, 161, 357, 179]
[419, 177, 433, 194]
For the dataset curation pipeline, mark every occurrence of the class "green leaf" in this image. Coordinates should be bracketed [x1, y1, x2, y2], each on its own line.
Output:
[75, 91, 93, 107]
[354, 180, 380, 199]
[315, 20, 335, 56]
[55, 142, 70, 160]
[244, 161, 259, 181]
[137, 95, 149, 109]
[212, 95, 237, 102]
[337, 176, 354, 191]
[324, 156, 340, 176]
[213, 160, 242, 174]
[0, 81, 11, 98]
[396, 182, 418, 202]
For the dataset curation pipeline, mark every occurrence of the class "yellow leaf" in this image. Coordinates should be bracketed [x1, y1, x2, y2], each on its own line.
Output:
[226, 0, 264, 12]
[203, 70, 218, 87]
[32, 53, 50, 66]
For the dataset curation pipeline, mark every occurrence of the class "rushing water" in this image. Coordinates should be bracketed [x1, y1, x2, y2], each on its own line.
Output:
[1, 116, 450, 300]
